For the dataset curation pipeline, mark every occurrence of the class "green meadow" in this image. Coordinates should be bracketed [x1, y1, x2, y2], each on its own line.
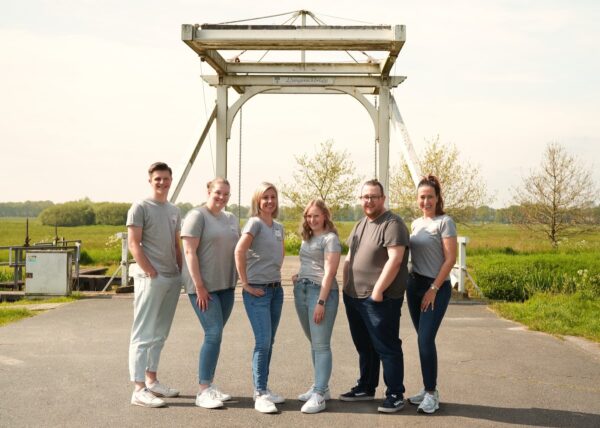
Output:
[2, 217, 599, 340]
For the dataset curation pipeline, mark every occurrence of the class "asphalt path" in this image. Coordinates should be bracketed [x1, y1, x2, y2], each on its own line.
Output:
[1, 277, 599, 427]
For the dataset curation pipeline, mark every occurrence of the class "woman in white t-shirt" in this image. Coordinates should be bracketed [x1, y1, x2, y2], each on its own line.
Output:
[292, 199, 341, 414]
[181, 178, 240, 409]
[406, 175, 457, 415]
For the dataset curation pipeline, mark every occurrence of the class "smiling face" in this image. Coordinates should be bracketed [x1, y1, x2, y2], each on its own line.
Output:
[360, 184, 386, 219]
[207, 181, 230, 212]
[148, 170, 172, 201]
[305, 205, 326, 234]
[417, 184, 438, 218]
[259, 188, 278, 217]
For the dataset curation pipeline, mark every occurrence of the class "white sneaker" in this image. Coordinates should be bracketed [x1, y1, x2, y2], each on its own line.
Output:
[195, 388, 224, 409]
[147, 381, 179, 398]
[131, 388, 166, 408]
[253, 389, 285, 404]
[408, 389, 426, 405]
[301, 392, 326, 414]
[417, 391, 440, 414]
[209, 384, 232, 402]
[254, 394, 278, 413]
[298, 386, 331, 402]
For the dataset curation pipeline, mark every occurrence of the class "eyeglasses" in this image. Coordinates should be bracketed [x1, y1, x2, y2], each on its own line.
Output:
[359, 195, 382, 202]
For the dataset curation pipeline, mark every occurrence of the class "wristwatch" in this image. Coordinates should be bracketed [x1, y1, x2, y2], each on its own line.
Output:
[430, 284, 439, 291]
[317, 299, 325, 306]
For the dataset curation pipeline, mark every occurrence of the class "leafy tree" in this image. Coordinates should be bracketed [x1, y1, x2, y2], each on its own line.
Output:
[281, 139, 362, 214]
[39, 200, 95, 226]
[176, 202, 194, 218]
[389, 136, 490, 223]
[513, 142, 597, 248]
[0, 201, 54, 217]
[94, 202, 130, 225]
[226, 204, 249, 219]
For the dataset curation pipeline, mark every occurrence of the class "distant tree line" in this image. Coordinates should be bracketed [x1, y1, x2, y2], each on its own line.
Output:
[0, 201, 54, 217]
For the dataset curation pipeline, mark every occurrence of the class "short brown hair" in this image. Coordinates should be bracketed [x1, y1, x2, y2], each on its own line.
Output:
[148, 162, 172, 176]
[362, 179, 384, 196]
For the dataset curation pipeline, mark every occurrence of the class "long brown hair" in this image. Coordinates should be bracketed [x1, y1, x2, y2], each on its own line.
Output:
[300, 199, 338, 241]
[418, 174, 445, 215]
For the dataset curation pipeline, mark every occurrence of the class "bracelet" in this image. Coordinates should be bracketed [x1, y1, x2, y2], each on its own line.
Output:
[430, 284, 439, 291]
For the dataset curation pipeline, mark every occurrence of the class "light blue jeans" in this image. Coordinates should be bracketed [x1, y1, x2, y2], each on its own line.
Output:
[188, 288, 235, 384]
[293, 278, 339, 395]
[242, 285, 284, 392]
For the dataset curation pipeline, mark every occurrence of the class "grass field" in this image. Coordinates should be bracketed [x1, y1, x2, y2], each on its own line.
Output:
[1, 217, 599, 339]
[2, 217, 600, 265]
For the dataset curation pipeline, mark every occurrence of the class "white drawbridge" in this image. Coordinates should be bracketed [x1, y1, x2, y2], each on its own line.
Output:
[170, 10, 421, 202]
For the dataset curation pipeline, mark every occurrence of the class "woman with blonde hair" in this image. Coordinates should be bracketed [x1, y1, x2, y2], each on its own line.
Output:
[292, 199, 341, 414]
[234, 182, 285, 414]
[181, 177, 240, 409]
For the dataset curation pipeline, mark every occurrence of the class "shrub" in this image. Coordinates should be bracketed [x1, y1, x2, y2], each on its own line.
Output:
[284, 232, 302, 255]
[94, 203, 130, 225]
[473, 252, 600, 301]
[39, 201, 95, 227]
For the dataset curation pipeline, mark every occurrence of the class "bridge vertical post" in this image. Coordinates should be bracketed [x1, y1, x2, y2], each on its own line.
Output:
[378, 86, 391, 204]
[216, 85, 229, 178]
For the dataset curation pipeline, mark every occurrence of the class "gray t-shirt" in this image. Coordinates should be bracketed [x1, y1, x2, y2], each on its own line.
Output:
[126, 199, 181, 277]
[242, 217, 284, 283]
[297, 232, 342, 289]
[181, 206, 240, 294]
[344, 210, 410, 299]
[410, 214, 457, 280]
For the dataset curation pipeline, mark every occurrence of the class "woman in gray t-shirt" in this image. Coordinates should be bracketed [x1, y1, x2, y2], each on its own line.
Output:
[234, 182, 285, 414]
[406, 175, 457, 414]
[181, 178, 240, 409]
[292, 199, 341, 414]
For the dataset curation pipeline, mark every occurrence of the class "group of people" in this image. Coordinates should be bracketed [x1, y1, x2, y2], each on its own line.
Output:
[126, 161, 457, 416]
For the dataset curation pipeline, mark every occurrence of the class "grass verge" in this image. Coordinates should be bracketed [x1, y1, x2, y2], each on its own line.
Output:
[0, 294, 82, 327]
[0, 308, 34, 326]
[492, 293, 600, 342]
[0, 293, 83, 307]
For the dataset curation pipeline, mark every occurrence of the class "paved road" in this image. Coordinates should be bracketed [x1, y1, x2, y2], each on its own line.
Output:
[1, 287, 599, 427]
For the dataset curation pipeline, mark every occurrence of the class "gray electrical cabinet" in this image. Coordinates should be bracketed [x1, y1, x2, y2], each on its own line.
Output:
[25, 251, 73, 296]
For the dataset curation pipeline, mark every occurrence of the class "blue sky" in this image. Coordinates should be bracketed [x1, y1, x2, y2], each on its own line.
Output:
[1, 0, 598, 207]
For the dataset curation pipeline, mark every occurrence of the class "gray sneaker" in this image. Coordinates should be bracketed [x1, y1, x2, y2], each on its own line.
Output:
[408, 389, 426, 405]
[417, 391, 440, 414]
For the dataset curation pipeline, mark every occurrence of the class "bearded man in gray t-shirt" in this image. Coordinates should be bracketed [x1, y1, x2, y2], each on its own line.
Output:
[339, 179, 409, 414]
[126, 162, 182, 408]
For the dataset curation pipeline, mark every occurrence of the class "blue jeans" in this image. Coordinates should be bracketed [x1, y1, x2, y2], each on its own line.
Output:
[242, 285, 284, 391]
[293, 278, 339, 394]
[406, 273, 451, 391]
[343, 292, 405, 397]
[188, 288, 235, 384]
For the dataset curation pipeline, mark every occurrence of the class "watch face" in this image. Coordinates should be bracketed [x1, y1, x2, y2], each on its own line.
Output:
[318, 299, 325, 305]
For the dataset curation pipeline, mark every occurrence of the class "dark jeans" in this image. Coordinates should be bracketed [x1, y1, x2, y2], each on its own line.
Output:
[343, 293, 405, 398]
[406, 273, 451, 391]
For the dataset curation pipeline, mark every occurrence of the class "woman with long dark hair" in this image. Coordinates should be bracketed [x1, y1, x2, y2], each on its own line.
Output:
[406, 175, 457, 414]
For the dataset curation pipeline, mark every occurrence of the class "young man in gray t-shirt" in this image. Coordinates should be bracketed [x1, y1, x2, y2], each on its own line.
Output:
[127, 162, 182, 408]
[340, 179, 409, 413]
